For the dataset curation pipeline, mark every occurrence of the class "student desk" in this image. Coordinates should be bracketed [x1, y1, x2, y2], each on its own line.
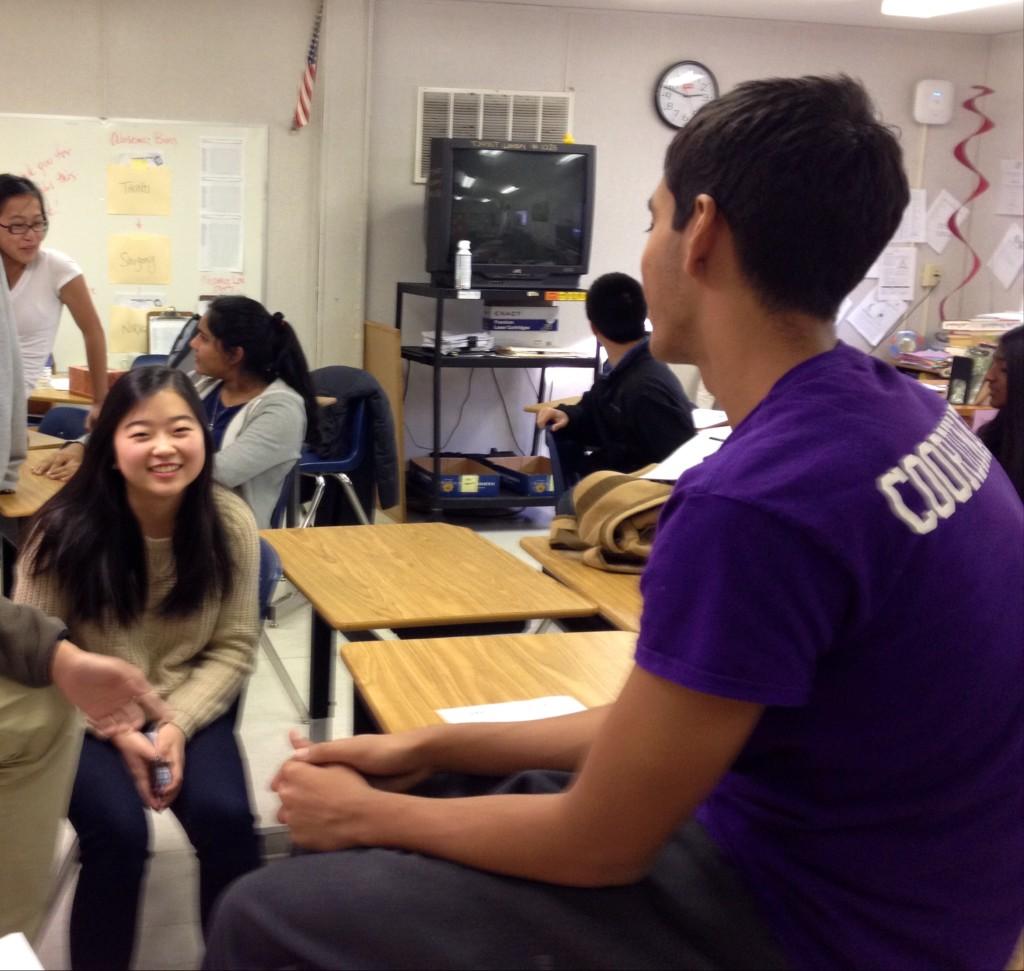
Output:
[0, 447, 65, 594]
[260, 523, 598, 737]
[520, 536, 643, 633]
[340, 630, 636, 733]
[27, 384, 92, 416]
[27, 429, 66, 450]
[523, 395, 582, 414]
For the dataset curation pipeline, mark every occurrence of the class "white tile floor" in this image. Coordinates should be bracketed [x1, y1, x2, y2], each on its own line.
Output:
[35, 508, 553, 970]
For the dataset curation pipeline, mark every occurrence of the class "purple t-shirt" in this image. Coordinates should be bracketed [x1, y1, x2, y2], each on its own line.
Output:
[636, 342, 1023, 970]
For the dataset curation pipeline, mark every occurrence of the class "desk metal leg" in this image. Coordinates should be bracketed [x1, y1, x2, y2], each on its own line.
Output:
[309, 611, 334, 742]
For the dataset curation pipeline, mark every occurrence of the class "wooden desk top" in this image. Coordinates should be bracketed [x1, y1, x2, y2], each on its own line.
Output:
[261, 522, 597, 632]
[341, 630, 636, 733]
[523, 395, 582, 414]
[520, 536, 643, 633]
[0, 448, 65, 519]
[27, 385, 92, 406]
[27, 429, 66, 450]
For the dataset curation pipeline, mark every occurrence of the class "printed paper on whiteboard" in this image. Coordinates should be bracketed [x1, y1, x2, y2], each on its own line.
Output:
[892, 188, 927, 244]
[926, 189, 969, 255]
[200, 217, 243, 272]
[847, 290, 908, 347]
[987, 223, 1024, 290]
[877, 246, 917, 302]
[996, 159, 1023, 217]
[438, 696, 586, 723]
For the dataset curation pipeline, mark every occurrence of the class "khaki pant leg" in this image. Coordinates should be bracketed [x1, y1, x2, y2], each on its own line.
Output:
[0, 676, 80, 940]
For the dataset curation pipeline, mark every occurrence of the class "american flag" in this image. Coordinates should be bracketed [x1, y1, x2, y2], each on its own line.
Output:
[292, 1, 324, 131]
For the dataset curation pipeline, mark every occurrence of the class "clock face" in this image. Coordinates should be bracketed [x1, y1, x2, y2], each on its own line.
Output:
[655, 61, 718, 129]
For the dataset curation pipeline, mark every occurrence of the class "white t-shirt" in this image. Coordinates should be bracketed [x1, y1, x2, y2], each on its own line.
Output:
[10, 247, 82, 393]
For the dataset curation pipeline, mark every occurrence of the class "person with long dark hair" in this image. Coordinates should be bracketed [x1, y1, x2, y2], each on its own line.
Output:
[37, 295, 318, 527]
[0, 174, 108, 419]
[978, 324, 1023, 501]
[15, 366, 261, 969]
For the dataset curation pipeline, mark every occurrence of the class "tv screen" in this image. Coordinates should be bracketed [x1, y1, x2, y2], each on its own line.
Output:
[426, 139, 595, 288]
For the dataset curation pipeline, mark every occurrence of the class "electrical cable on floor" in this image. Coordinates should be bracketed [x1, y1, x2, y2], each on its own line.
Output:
[441, 369, 476, 450]
[491, 369, 525, 455]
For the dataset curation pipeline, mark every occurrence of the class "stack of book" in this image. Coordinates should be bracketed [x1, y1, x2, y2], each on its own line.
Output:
[421, 331, 495, 354]
[940, 312, 1021, 350]
[895, 349, 951, 376]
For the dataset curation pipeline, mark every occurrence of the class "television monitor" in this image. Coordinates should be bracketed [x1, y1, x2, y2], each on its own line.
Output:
[426, 138, 596, 289]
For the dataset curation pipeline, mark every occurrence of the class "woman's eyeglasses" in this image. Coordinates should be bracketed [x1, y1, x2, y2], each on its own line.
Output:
[0, 219, 49, 236]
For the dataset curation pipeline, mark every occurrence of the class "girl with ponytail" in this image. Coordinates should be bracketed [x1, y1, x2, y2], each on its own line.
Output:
[37, 296, 318, 528]
[186, 296, 318, 526]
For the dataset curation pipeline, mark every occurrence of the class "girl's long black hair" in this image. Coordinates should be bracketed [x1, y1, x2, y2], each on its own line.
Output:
[978, 324, 1024, 502]
[206, 296, 320, 447]
[27, 367, 234, 625]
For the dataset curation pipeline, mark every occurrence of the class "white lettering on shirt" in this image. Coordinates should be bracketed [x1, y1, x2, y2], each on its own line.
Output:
[876, 408, 991, 534]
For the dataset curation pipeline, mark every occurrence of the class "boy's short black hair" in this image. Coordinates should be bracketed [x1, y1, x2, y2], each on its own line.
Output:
[664, 75, 909, 321]
[585, 272, 648, 343]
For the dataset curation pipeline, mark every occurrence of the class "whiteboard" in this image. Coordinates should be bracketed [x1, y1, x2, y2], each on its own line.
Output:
[0, 113, 267, 372]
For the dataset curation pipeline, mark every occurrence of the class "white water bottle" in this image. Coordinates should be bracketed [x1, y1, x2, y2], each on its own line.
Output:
[454, 239, 472, 290]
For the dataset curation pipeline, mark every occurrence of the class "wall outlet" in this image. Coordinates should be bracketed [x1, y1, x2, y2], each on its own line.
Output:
[921, 263, 942, 288]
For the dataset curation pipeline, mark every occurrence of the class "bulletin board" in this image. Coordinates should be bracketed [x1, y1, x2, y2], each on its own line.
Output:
[0, 113, 267, 370]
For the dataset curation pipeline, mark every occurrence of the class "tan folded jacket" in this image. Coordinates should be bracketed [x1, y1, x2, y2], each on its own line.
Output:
[549, 468, 672, 573]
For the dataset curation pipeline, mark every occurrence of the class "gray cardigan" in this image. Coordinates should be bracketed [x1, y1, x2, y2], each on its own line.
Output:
[192, 375, 306, 528]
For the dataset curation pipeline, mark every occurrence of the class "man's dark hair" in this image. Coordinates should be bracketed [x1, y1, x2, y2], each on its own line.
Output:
[585, 272, 648, 343]
[664, 75, 909, 321]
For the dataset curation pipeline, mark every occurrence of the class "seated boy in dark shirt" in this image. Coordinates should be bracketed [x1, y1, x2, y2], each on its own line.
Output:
[536, 272, 695, 486]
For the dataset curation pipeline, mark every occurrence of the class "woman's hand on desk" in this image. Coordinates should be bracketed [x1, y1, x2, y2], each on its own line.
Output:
[286, 729, 432, 793]
[33, 441, 84, 480]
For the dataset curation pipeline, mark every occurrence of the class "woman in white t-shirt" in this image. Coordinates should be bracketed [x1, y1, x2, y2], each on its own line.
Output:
[0, 175, 108, 418]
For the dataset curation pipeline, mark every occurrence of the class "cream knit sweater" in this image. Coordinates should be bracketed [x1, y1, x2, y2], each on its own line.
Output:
[14, 487, 260, 738]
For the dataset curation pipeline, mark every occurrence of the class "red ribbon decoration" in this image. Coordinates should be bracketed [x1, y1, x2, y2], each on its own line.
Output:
[939, 85, 995, 323]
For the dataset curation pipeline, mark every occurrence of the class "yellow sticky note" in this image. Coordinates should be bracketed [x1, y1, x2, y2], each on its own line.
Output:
[108, 306, 150, 354]
[108, 234, 171, 285]
[106, 164, 171, 215]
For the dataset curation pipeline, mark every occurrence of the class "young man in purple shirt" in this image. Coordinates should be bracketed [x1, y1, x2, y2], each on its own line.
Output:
[205, 76, 1023, 970]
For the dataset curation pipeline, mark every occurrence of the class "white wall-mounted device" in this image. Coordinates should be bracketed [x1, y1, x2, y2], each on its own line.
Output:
[914, 80, 955, 124]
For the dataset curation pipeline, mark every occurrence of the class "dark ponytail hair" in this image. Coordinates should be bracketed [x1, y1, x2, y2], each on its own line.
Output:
[27, 367, 234, 625]
[206, 296, 319, 446]
[0, 173, 48, 220]
[978, 324, 1024, 501]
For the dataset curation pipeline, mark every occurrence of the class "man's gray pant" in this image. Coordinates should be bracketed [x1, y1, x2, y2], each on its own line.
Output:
[204, 770, 787, 970]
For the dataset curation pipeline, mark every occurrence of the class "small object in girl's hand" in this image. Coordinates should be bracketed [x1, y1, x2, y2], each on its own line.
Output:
[144, 730, 173, 795]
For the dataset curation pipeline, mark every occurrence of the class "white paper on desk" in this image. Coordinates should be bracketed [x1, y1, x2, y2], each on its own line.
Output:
[892, 188, 927, 244]
[641, 428, 731, 482]
[49, 377, 70, 390]
[987, 223, 1024, 289]
[876, 246, 917, 302]
[691, 408, 727, 429]
[996, 159, 1023, 217]
[847, 289, 908, 347]
[438, 696, 586, 723]
[0, 933, 43, 971]
[926, 189, 969, 255]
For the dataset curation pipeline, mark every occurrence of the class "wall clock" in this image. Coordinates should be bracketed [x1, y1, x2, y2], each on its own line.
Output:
[654, 61, 718, 129]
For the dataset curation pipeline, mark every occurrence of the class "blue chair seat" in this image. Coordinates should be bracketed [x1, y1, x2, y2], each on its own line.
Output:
[131, 354, 169, 368]
[298, 398, 370, 526]
[37, 405, 89, 441]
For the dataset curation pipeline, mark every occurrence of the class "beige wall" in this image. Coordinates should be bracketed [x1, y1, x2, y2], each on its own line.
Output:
[970, 31, 1024, 318]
